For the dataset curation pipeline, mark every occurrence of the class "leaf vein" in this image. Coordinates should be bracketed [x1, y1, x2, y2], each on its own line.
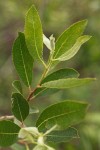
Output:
[37, 109, 84, 128]
[20, 42, 30, 87]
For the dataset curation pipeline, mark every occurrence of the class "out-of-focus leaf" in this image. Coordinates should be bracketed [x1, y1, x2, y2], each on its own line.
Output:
[33, 145, 55, 150]
[36, 100, 88, 130]
[18, 127, 39, 140]
[12, 80, 22, 94]
[33, 145, 47, 150]
[13, 32, 33, 87]
[12, 93, 29, 122]
[29, 107, 39, 114]
[46, 127, 79, 143]
[0, 120, 20, 147]
[11, 143, 26, 150]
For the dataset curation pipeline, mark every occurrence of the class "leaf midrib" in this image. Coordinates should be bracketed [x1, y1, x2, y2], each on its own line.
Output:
[57, 40, 80, 60]
[54, 36, 69, 58]
[41, 78, 94, 89]
[32, 19, 42, 62]
[37, 109, 85, 128]
[16, 97, 23, 122]
[20, 41, 30, 87]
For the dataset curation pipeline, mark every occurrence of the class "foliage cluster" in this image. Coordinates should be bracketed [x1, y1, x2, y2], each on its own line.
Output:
[0, 5, 95, 150]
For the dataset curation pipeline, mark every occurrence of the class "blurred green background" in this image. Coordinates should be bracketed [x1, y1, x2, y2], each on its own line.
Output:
[0, 0, 100, 150]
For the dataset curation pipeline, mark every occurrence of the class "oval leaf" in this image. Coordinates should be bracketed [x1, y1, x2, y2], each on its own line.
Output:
[12, 80, 22, 94]
[46, 127, 79, 143]
[24, 5, 43, 62]
[34, 68, 79, 98]
[53, 20, 88, 59]
[0, 120, 20, 147]
[54, 35, 91, 61]
[12, 93, 29, 122]
[41, 68, 79, 84]
[13, 32, 33, 87]
[41, 78, 96, 89]
[36, 100, 88, 130]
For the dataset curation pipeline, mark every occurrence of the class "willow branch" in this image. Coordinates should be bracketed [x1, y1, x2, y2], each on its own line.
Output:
[0, 115, 14, 120]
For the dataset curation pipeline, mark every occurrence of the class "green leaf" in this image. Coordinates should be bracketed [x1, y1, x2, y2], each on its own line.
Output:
[41, 78, 96, 89]
[34, 87, 47, 97]
[34, 87, 59, 98]
[12, 80, 22, 94]
[36, 100, 88, 130]
[53, 35, 91, 61]
[12, 93, 29, 122]
[0, 120, 20, 147]
[13, 32, 33, 87]
[46, 127, 79, 143]
[41, 68, 79, 84]
[53, 20, 88, 59]
[33, 68, 79, 98]
[24, 5, 44, 63]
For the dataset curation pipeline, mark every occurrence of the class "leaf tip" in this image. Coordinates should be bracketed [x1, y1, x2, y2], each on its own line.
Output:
[28, 4, 37, 13]
[82, 19, 88, 26]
